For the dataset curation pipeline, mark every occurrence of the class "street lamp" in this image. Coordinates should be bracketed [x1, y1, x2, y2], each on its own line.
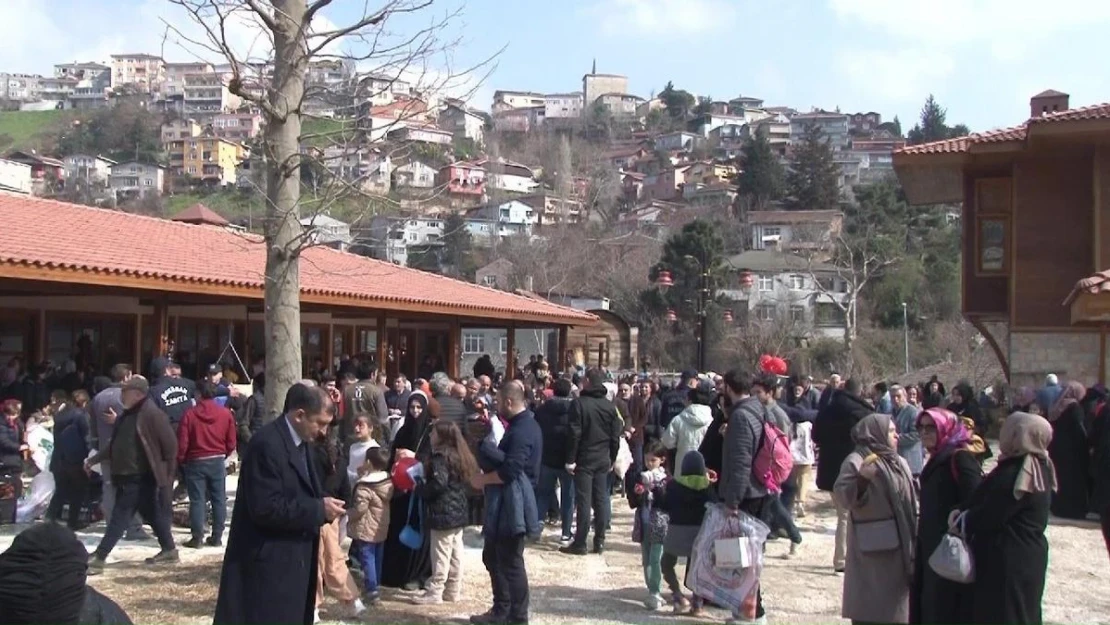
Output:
[902, 301, 909, 374]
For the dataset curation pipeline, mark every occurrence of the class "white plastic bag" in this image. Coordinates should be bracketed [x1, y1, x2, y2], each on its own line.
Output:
[688, 503, 770, 614]
[16, 470, 54, 523]
[929, 512, 975, 583]
[613, 438, 633, 481]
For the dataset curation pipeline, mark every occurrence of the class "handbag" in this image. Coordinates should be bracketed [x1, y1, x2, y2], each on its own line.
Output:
[929, 512, 975, 583]
[852, 517, 900, 552]
[399, 494, 424, 550]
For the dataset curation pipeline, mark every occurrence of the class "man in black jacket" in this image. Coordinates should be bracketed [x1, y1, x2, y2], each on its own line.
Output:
[560, 369, 623, 556]
[533, 378, 576, 544]
[812, 377, 872, 572]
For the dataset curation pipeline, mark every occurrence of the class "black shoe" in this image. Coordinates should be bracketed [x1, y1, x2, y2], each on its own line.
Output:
[592, 541, 605, 555]
[205, 536, 222, 547]
[559, 543, 588, 556]
[182, 537, 204, 549]
[123, 529, 151, 542]
[470, 610, 508, 624]
[145, 549, 180, 565]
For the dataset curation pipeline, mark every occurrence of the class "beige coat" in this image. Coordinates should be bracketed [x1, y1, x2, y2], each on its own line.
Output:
[833, 451, 917, 624]
[348, 471, 393, 543]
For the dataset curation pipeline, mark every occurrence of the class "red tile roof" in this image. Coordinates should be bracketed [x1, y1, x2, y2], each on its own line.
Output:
[172, 203, 229, 226]
[897, 102, 1110, 157]
[1064, 269, 1110, 306]
[0, 193, 596, 325]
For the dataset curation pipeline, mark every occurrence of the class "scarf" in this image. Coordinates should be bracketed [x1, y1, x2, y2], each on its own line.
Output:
[918, 407, 971, 453]
[851, 414, 918, 576]
[1048, 381, 1086, 422]
[0, 523, 89, 624]
[999, 412, 1057, 499]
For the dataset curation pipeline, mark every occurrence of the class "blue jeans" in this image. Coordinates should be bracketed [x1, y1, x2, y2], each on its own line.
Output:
[535, 465, 575, 539]
[183, 457, 227, 541]
[352, 540, 384, 594]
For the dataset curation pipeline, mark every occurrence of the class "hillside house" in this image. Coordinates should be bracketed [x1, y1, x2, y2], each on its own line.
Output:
[4, 151, 65, 196]
[464, 199, 537, 239]
[791, 111, 850, 152]
[438, 102, 486, 144]
[300, 214, 353, 251]
[63, 154, 116, 187]
[544, 93, 583, 119]
[747, 210, 843, 252]
[476, 158, 538, 194]
[109, 161, 164, 199]
[387, 124, 454, 146]
[492, 106, 545, 133]
[0, 159, 32, 194]
[322, 146, 391, 194]
[366, 215, 445, 266]
[393, 160, 438, 189]
[654, 131, 701, 152]
[894, 90, 1110, 386]
[437, 162, 486, 198]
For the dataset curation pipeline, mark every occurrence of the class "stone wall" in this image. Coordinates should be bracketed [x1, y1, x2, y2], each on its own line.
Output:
[1009, 331, 1100, 387]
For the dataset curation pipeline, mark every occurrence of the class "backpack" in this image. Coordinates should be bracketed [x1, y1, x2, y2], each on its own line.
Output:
[753, 417, 794, 493]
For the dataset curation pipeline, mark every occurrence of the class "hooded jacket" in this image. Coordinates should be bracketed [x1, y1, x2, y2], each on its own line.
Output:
[534, 396, 573, 469]
[719, 396, 768, 507]
[176, 399, 237, 465]
[661, 404, 714, 477]
[420, 452, 471, 531]
[0, 416, 23, 472]
[348, 471, 393, 543]
[813, 389, 873, 491]
[565, 386, 623, 471]
[657, 474, 714, 527]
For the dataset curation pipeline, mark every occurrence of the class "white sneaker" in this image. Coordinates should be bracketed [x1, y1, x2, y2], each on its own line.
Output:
[313, 608, 321, 624]
[349, 598, 367, 618]
[643, 594, 665, 610]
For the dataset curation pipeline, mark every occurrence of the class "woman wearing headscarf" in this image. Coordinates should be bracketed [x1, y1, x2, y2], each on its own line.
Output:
[1089, 401, 1110, 561]
[0, 523, 132, 624]
[948, 383, 992, 463]
[959, 412, 1053, 624]
[833, 414, 918, 625]
[380, 391, 437, 590]
[1012, 387, 1039, 415]
[1046, 381, 1091, 519]
[909, 407, 982, 625]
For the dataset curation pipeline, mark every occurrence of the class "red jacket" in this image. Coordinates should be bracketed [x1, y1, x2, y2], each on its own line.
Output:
[177, 399, 237, 465]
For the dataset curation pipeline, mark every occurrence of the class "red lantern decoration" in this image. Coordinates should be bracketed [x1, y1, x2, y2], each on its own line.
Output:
[759, 353, 788, 376]
[665, 308, 678, 322]
[655, 270, 674, 290]
[739, 271, 755, 290]
[722, 309, 734, 323]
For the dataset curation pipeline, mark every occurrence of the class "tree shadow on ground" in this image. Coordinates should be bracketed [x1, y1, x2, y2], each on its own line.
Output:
[533, 584, 730, 625]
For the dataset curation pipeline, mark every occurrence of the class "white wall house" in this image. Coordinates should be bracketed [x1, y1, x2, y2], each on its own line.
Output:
[0, 159, 32, 194]
[478, 159, 538, 193]
[63, 154, 116, 186]
[464, 199, 536, 242]
[367, 215, 445, 266]
[747, 210, 843, 251]
[544, 92, 583, 119]
[109, 162, 164, 199]
[300, 214, 352, 251]
[393, 160, 438, 189]
[321, 146, 391, 194]
[722, 249, 851, 340]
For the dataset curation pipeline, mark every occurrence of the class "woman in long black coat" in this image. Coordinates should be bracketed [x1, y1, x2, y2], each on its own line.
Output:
[1089, 402, 1110, 561]
[961, 412, 1053, 625]
[1047, 381, 1090, 519]
[910, 407, 982, 625]
[380, 393, 435, 590]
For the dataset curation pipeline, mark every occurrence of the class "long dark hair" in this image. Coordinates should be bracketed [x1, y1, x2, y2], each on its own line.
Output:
[430, 420, 479, 483]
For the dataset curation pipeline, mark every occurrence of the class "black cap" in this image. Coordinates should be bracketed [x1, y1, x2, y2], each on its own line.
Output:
[207, 363, 221, 375]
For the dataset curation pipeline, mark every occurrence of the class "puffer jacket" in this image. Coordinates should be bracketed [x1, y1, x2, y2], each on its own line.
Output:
[348, 471, 393, 543]
[661, 404, 714, 477]
[719, 396, 768, 507]
[420, 452, 470, 531]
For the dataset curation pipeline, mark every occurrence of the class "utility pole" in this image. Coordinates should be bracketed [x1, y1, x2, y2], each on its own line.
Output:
[902, 301, 909, 374]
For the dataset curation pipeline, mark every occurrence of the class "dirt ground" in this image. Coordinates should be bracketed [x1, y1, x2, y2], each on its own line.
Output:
[11, 485, 1102, 625]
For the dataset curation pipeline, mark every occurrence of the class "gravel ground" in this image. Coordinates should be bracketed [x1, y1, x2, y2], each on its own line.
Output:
[1, 476, 1107, 624]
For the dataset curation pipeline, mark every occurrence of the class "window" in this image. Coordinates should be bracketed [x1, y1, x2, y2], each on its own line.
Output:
[143, 178, 153, 186]
[787, 274, 805, 290]
[815, 303, 844, 327]
[789, 305, 805, 322]
[758, 275, 773, 292]
[499, 337, 508, 355]
[761, 226, 781, 238]
[755, 304, 775, 321]
[462, 333, 484, 354]
[407, 232, 418, 242]
[482, 275, 498, 287]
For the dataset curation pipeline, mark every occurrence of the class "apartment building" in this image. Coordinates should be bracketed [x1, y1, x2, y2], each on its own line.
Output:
[110, 53, 165, 93]
[0, 73, 43, 102]
[63, 154, 116, 187]
[184, 72, 239, 117]
[109, 161, 164, 199]
[167, 135, 246, 185]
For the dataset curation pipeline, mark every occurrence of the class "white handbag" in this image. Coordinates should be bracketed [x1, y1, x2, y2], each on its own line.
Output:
[928, 512, 975, 583]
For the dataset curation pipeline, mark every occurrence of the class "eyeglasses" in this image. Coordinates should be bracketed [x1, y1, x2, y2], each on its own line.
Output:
[916, 424, 937, 433]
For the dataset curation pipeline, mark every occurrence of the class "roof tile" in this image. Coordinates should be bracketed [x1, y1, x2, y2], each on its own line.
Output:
[0, 193, 595, 325]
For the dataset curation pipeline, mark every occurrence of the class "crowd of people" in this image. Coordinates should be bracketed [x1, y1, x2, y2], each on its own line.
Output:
[0, 348, 1108, 625]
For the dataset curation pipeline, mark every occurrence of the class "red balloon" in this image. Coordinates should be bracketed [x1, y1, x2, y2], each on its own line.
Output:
[391, 456, 420, 492]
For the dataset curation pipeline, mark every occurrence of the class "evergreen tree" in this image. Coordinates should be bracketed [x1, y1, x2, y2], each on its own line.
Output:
[907, 95, 969, 144]
[735, 127, 785, 212]
[442, 212, 475, 279]
[659, 81, 695, 121]
[786, 124, 841, 211]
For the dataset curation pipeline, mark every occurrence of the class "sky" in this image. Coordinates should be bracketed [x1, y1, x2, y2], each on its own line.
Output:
[3, 0, 1110, 131]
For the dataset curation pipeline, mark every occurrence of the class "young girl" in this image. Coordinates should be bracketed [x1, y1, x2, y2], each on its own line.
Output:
[412, 420, 479, 605]
[348, 447, 393, 605]
[657, 450, 714, 615]
[631, 441, 669, 610]
[346, 415, 380, 486]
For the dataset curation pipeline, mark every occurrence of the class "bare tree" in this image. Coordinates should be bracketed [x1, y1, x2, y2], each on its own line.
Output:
[167, 0, 495, 417]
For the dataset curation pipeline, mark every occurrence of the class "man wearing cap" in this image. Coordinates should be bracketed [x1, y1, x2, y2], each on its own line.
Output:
[150, 359, 197, 431]
[85, 375, 180, 574]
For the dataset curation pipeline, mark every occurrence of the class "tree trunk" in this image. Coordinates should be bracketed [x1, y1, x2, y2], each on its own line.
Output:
[262, 0, 309, 422]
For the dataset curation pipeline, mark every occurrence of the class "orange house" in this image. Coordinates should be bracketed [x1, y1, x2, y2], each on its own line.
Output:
[895, 90, 1110, 386]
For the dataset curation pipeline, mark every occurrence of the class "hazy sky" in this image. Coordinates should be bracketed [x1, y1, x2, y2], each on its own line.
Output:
[3, 0, 1108, 131]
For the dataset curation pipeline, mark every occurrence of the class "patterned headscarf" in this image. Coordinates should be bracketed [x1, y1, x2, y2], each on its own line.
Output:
[1048, 381, 1086, 422]
[917, 407, 971, 453]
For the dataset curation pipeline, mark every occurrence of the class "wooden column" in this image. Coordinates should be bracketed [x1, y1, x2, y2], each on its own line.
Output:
[375, 314, 387, 375]
[506, 324, 516, 380]
[557, 325, 568, 373]
[153, 299, 169, 358]
[1100, 327, 1107, 386]
[35, 309, 46, 364]
[325, 323, 335, 374]
[243, 307, 252, 376]
[447, 317, 460, 380]
[132, 312, 143, 370]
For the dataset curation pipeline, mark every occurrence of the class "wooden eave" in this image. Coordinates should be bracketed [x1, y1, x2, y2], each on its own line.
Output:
[0, 261, 597, 327]
[1067, 291, 1110, 324]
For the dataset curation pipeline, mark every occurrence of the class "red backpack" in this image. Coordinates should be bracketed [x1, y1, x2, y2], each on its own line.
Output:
[754, 419, 794, 493]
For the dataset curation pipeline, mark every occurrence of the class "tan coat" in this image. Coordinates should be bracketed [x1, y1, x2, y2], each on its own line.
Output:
[348, 471, 393, 543]
[833, 451, 916, 624]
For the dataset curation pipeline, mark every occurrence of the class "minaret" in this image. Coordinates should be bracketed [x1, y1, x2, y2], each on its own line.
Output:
[591, 58, 596, 75]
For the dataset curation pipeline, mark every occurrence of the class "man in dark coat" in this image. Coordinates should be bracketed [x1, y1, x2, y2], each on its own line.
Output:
[812, 378, 872, 572]
[213, 383, 347, 625]
[560, 368, 623, 555]
[534, 378, 576, 543]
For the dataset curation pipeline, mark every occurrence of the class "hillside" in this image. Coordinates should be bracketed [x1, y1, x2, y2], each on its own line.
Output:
[0, 109, 76, 153]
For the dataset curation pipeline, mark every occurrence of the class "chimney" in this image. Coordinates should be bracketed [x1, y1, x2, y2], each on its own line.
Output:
[1030, 89, 1069, 118]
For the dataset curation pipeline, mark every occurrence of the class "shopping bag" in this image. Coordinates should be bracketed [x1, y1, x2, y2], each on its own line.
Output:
[929, 512, 974, 583]
[687, 503, 770, 614]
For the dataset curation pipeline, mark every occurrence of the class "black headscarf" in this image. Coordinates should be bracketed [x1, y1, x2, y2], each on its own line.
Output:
[0, 523, 89, 624]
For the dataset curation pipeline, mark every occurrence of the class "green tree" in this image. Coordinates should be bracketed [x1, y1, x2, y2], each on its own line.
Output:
[735, 127, 785, 213]
[659, 81, 695, 122]
[57, 103, 163, 163]
[583, 100, 613, 142]
[442, 212, 476, 279]
[907, 95, 970, 145]
[786, 124, 841, 211]
[693, 95, 713, 117]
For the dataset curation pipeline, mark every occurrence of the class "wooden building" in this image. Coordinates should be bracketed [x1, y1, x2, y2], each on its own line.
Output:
[0, 193, 595, 382]
[895, 90, 1110, 386]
